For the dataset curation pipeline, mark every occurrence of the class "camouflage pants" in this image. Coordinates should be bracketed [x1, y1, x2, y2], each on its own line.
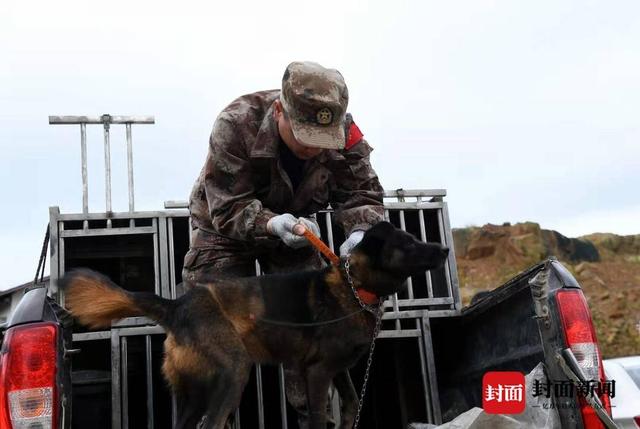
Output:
[181, 242, 335, 429]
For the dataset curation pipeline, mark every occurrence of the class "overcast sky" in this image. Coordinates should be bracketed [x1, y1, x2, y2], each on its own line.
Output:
[1, 0, 639, 290]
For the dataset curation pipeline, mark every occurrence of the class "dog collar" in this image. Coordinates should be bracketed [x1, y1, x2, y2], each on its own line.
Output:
[356, 288, 379, 306]
[343, 255, 380, 308]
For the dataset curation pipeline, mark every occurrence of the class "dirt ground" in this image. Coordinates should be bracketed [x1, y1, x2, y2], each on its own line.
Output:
[454, 223, 640, 359]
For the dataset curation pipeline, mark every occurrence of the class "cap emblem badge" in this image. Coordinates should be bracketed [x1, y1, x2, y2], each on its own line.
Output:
[316, 108, 333, 125]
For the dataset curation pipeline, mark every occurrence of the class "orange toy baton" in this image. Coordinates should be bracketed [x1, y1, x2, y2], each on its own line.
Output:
[298, 226, 340, 266]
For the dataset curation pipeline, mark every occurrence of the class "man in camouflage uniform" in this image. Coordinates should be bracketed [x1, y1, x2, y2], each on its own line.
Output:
[183, 61, 384, 427]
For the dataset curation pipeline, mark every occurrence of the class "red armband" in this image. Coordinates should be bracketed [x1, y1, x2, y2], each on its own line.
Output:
[345, 122, 364, 150]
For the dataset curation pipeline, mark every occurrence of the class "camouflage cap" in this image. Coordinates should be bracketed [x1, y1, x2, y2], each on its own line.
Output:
[281, 61, 349, 150]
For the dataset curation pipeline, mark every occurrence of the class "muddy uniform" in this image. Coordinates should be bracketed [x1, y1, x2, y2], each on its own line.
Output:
[182, 89, 384, 283]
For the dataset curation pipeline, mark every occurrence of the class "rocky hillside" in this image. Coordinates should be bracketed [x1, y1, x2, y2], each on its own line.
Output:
[453, 222, 640, 359]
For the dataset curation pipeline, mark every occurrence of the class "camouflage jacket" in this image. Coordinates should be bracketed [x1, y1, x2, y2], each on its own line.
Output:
[189, 90, 384, 248]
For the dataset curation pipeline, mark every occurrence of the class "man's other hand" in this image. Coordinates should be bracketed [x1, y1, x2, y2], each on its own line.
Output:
[339, 230, 365, 256]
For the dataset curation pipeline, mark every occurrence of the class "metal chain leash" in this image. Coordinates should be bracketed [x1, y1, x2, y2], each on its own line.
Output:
[353, 301, 384, 429]
[344, 255, 385, 428]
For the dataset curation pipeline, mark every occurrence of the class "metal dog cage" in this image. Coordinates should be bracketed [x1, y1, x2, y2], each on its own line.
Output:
[48, 115, 460, 428]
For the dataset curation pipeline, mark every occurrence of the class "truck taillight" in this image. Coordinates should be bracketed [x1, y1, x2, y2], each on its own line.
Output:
[0, 322, 58, 429]
[556, 289, 612, 429]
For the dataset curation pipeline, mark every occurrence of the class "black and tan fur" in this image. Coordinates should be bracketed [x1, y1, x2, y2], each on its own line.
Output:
[60, 222, 449, 429]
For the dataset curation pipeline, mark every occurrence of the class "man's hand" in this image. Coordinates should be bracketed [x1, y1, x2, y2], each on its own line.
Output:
[339, 230, 365, 256]
[267, 214, 320, 248]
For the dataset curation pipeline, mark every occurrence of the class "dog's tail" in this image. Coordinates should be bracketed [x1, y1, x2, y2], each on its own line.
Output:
[59, 269, 173, 329]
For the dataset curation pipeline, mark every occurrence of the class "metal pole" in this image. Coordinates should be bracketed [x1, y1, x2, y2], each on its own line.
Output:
[417, 335, 434, 423]
[80, 123, 88, 216]
[418, 209, 434, 299]
[152, 219, 160, 296]
[50, 115, 154, 124]
[278, 365, 288, 429]
[421, 317, 442, 424]
[437, 209, 454, 303]
[145, 335, 154, 429]
[234, 408, 241, 429]
[111, 331, 122, 429]
[171, 394, 177, 428]
[126, 123, 135, 212]
[399, 210, 414, 299]
[102, 115, 112, 218]
[48, 207, 61, 299]
[121, 337, 129, 429]
[168, 218, 177, 299]
[324, 212, 335, 251]
[256, 365, 265, 429]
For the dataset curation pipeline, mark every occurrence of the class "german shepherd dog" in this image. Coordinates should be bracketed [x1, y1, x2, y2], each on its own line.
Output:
[60, 222, 449, 429]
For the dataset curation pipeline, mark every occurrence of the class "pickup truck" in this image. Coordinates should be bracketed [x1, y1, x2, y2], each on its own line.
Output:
[0, 115, 615, 429]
